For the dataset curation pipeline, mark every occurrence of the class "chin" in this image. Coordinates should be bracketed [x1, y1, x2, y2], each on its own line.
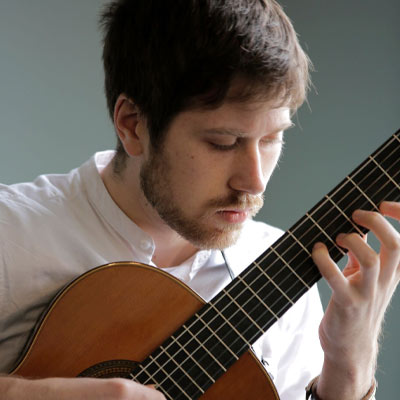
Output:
[189, 227, 242, 250]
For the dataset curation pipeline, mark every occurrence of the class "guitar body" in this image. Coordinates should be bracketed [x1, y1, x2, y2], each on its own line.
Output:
[11, 262, 279, 399]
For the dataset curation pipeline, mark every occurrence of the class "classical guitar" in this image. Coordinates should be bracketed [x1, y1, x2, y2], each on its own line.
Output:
[11, 129, 400, 399]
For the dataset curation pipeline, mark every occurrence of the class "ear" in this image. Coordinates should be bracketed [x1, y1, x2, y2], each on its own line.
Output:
[113, 94, 147, 156]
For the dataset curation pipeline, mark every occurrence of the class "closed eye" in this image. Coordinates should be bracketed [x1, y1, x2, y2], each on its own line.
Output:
[209, 141, 240, 151]
[260, 137, 285, 146]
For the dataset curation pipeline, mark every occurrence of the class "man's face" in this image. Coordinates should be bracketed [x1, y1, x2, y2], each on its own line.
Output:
[140, 100, 292, 249]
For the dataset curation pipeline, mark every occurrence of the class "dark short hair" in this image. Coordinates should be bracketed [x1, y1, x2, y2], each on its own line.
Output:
[100, 0, 310, 172]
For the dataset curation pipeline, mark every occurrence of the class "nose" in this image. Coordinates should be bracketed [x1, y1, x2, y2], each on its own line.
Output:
[228, 145, 267, 195]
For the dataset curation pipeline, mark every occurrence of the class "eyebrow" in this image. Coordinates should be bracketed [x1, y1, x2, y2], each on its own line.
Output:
[201, 122, 295, 137]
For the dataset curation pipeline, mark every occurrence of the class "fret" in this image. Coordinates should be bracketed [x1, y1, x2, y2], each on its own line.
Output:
[346, 176, 380, 212]
[359, 161, 400, 205]
[290, 212, 318, 248]
[290, 212, 332, 253]
[373, 136, 400, 182]
[238, 273, 281, 317]
[311, 197, 356, 240]
[187, 312, 241, 361]
[268, 244, 310, 289]
[147, 354, 192, 400]
[383, 153, 400, 186]
[331, 174, 377, 219]
[273, 236, 317, 281]
[211, 293, 257, 345]
[374, 134, 400, 163]
[222, 288, 265, 333]
[369, 156, 400, 191]
[130, 363, 162, 387]
[274, 232, 320, 283]
[251, 272, 299, 317]
[253, 261, 295, 306]
[355, 165, 396, 207]
[160, 338, 216, 388]
[179, 327, 227, 377]
[306, 212, 346, 256]
[141, 322, 224, 383]
[129, 129, 400, 400]
[152, 348, 204, 399]
[266, 262, 304, 302]
[241, 260, 294, 309]
[132, 354, 168, 386]
[325, 193, 365, 235]
[286, 229, 312, 257]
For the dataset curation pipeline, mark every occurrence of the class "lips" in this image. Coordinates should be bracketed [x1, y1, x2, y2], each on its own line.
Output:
[217, 209, 249, 224]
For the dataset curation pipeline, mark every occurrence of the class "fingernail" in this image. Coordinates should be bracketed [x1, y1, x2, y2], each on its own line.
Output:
[352, 209, 365, 219]
[313, 242, 324, 250]
[336, 233, 345, 242]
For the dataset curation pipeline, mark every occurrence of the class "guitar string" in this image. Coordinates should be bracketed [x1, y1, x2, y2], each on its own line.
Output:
[133, 134, 400, 394]
[166, 156, 400, 394]
[149, 152, 400, 396]
[135, 135, 400, 397]
[155, 158, 400, 398]
[133, 134, 400, 395]
[202, 145, 400, 342]
[165, 141, 400, 395]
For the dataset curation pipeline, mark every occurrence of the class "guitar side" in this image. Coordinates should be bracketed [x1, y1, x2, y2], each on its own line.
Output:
[11, 262, 279, 400]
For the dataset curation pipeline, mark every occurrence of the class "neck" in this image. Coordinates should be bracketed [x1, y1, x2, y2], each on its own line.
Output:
[100, 157, 198, 268]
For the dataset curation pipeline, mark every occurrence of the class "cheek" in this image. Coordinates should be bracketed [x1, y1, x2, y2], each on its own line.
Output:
[170, 151, 225, 199]
[261, 147, 282, 177]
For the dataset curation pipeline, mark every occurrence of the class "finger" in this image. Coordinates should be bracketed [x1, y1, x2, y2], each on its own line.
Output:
[336, 232, 379, 291]
[380, 201, 400, 220]
[144, 384, 166, 399]
[353, 209, 400, 276]
[312, 242, 348, 298]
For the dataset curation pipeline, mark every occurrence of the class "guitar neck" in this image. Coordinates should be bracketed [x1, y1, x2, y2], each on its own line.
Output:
[132, 129, 400, 400]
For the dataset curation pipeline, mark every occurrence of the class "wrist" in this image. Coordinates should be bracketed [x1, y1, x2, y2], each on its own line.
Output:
[317, 346, 377, 400]
[306, 375, 377, 400]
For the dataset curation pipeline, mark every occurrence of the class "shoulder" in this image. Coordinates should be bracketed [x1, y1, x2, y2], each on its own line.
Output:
[0, 157, 97, 245]
[0, 170, 78, 221]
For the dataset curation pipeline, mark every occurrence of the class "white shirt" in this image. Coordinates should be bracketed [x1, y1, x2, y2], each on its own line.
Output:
[0, 151, 323, 399]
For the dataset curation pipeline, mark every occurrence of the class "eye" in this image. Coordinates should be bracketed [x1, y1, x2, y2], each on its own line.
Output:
[260, 134, 285, 147]
[208, 137, 240, 151]
[209, 141, 239, 151]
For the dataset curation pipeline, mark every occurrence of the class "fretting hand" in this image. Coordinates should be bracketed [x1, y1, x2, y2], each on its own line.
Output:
[311, 201, 400, 400]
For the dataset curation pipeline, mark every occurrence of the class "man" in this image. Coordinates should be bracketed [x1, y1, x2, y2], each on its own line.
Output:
[0, 0, 399, 399]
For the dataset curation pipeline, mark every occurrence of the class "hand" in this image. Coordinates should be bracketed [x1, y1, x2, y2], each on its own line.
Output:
[311, 201, 400, 400]
[1, 376, 166, 400]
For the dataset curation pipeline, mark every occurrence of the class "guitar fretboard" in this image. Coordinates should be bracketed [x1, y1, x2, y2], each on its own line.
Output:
[131, 129, 400, 400]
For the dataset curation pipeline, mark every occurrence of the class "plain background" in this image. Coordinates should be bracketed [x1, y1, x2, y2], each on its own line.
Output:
[0, 1, 399, 397]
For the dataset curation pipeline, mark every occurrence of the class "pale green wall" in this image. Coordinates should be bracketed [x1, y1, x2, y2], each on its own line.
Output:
[0, 1, 399, 397]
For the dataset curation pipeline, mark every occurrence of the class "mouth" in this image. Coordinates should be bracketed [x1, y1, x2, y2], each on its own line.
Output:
[216, 209, 250, 224]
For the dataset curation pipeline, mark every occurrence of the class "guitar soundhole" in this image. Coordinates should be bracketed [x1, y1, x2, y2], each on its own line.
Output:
[78, 359, 138, 378]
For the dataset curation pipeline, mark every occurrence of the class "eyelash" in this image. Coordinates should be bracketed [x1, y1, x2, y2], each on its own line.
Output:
[210, 142, 239, 151]
[209, 138, 284, 151]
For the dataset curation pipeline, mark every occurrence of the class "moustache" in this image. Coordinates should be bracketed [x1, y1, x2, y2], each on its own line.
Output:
[206, 193, 264, 211]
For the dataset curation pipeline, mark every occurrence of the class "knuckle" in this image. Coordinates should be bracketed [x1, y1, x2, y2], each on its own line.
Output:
[386, 236, 400, 252]
[344, 232, 360, 244]
[107, 378, 131, 398]
[362, 253, 379, 268]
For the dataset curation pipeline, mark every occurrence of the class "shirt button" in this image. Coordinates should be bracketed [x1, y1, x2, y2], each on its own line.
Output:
[139, 239, 152, 251]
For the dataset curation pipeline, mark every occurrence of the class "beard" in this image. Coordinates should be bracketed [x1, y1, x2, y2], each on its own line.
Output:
[140, 150, 264, 250]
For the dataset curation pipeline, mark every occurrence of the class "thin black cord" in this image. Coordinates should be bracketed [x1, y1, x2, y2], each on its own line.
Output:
[221, 250, 235, 281]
